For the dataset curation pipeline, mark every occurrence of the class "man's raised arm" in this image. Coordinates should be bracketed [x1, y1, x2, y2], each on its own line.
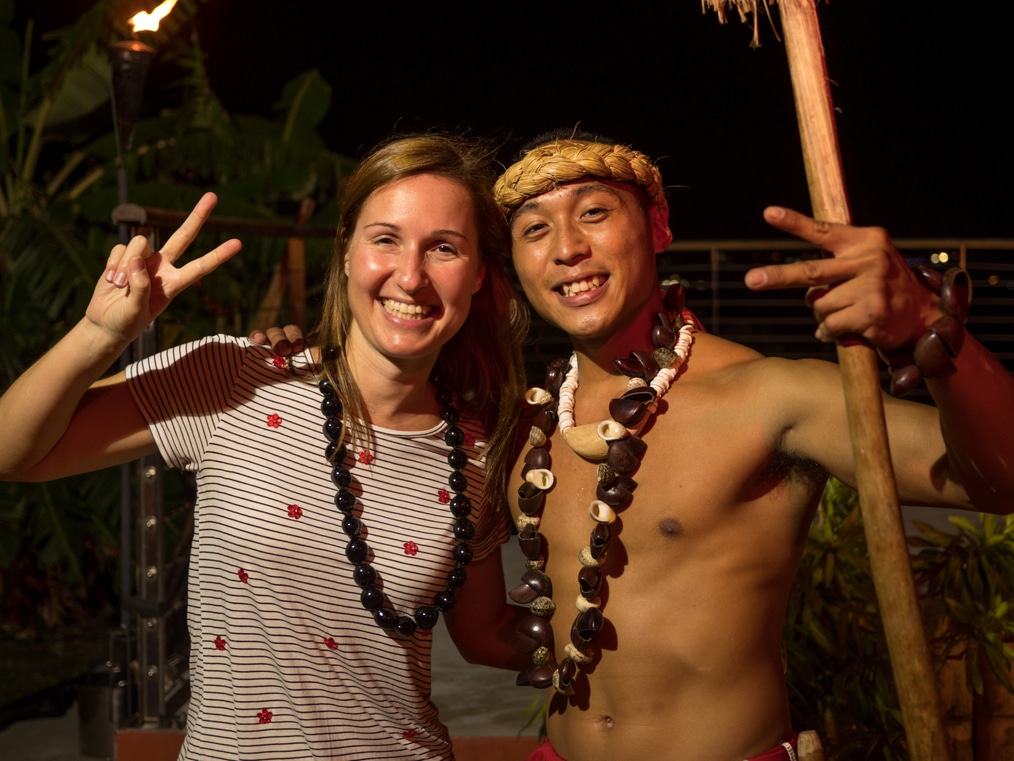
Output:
[747, 206, 1014, 514]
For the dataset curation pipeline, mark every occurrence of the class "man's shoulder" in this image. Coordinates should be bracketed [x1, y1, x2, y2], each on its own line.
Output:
[687, 333, 840, 387]
[683, 332, 763, 376]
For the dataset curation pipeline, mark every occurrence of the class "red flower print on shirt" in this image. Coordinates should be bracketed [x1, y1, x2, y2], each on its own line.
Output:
[323, 636, 338, 650]
[287, 504, 303, 519]
[214, 636, 226, 651]
[402, 728, 418, 740]
[403, 541, 419, 556]
[272, 355, 287, 369]
[267, 413, 282, 428]
[437, 489, 451, 504]
[237, 568, 249, 583]
[357, 450, 374, 465]
[257, 709, 273, 724]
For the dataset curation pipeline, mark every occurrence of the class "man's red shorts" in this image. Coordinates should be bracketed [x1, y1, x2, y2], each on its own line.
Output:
[526, 732, 800, 761]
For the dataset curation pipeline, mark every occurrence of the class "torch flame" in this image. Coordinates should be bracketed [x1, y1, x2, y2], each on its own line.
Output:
[129, 0, 179, 33]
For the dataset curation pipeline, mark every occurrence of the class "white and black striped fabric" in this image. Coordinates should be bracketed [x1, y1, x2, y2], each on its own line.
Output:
[126, 335, 505, 760]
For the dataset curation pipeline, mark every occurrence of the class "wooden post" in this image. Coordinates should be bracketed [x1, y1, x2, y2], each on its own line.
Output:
[286, 198, 314, 330]
[246, 198, 314, 334]
[777, 2, 950, 758]
[705, 1, 952, 757]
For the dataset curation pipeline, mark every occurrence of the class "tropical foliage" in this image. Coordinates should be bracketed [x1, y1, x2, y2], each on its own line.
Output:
[912, 513, 1014, 696]
[784, 478, 907, 760]
[785, 479, 1014, 760]
[0, 0, 353, 635]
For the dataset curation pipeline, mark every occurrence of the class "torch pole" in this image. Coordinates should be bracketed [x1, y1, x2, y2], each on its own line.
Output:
[776, 1, 950, 758]
[108, 37, 156, 731]
[109, 40, 154, 245]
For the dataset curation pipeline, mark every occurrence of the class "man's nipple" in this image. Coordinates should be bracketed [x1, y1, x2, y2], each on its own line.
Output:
[657, 517, 684, 538]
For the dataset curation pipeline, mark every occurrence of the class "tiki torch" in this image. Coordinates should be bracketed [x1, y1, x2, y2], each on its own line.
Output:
[107, 1, 180, 736]
[109, 0, 178, 243]
[704, 2, 951, 759]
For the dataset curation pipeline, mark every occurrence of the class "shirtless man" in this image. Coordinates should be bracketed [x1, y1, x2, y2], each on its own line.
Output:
[258, 133, 1013, 760]
[489, 133, 1014, 761]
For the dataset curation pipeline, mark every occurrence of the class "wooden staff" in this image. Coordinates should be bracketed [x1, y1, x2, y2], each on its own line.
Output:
[247, 198, 315, 334]
[285, 198, 314, 330]
[706, 2, 951, 758]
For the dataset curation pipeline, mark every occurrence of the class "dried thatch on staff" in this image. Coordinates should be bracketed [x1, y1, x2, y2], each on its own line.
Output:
[702, 2, 953, 759]
[703, 0, 773, 46]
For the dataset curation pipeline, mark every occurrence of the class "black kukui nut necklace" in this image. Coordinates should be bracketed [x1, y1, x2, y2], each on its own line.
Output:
[318, 368, 474, 638]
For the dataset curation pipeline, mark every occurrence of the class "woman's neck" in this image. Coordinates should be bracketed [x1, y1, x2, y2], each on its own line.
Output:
[346, 350, 442, 431]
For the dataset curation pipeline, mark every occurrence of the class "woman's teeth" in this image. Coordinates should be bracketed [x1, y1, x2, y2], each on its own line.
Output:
[383, 299, 432, 319]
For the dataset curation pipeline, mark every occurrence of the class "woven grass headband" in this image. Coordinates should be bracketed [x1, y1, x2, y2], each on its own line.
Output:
[493, 140, 668, 220]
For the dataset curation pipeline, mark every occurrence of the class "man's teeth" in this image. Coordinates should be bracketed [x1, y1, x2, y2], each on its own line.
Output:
[383, 300, 433, 319]
[561, 276, 603, 298]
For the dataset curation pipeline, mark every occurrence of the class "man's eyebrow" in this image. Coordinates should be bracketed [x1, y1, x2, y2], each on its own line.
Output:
[512, 181, 622, 223]
[572, 182, 621, 199]
[512, 199, 543, 221]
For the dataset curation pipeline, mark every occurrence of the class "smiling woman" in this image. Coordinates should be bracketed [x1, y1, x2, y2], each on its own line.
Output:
[0, 133, 531, 760]
[316, 135, 528, 499]
[342, 174, 486, 383]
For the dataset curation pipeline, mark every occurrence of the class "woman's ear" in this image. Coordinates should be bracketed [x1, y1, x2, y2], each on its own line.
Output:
[472, 263, 487, 295]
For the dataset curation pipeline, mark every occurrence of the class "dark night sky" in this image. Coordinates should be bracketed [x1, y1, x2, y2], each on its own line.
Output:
[20, 1, 1014, 240]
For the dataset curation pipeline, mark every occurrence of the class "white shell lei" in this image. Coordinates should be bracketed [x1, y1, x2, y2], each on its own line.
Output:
[557, 317, 696, 460]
